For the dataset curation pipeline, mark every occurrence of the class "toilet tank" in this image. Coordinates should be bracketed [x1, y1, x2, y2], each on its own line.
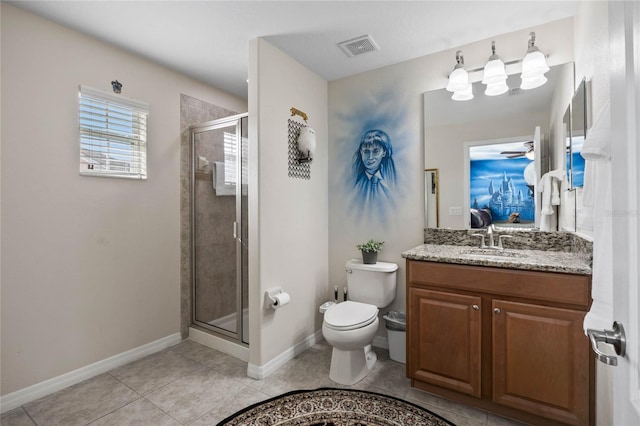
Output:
[345, 259, 398, 308]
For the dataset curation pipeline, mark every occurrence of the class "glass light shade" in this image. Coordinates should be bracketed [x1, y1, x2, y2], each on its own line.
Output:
[485, 80, 509, 96]
[524, 162, 536, 185]
[452, 84, 473, 101]
[446, 67, 469, 92]
[482, 58, 507, 85]
[521, 50, 550, 78]
[521, 74, 547, 90]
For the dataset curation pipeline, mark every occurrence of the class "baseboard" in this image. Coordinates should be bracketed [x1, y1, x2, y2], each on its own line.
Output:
[0, 333, 181, 414]
[247, 329, 323, 379]
[188, 327, 249, 361]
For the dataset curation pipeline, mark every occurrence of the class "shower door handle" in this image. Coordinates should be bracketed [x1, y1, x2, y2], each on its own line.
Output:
[233, 221, 238, 239]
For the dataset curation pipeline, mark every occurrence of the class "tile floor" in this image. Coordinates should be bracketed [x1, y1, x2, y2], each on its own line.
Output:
[1, 339, 528, 426]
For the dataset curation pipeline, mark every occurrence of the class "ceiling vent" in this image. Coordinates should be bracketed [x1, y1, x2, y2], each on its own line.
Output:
[338, 35, 379, 58]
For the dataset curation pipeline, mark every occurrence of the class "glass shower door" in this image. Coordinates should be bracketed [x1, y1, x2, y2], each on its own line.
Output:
[191, 114, 248, 343]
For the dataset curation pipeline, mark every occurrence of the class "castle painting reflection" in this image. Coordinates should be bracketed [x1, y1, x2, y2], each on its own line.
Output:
[470, 142, 536, 223]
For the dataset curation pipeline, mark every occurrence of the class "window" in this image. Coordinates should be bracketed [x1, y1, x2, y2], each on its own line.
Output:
[79, 85, 149, 179]
[222, 131, 249, 186]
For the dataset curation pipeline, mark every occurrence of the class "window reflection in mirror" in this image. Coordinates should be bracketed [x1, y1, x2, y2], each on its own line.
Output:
[567, 79, 587, 188]
[425, 169, 439, 227]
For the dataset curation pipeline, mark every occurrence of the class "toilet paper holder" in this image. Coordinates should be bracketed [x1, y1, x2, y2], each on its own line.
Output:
[265, 287, 290, 309]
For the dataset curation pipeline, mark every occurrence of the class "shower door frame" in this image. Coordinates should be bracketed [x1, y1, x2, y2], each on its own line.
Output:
[190, 112, 248, 343]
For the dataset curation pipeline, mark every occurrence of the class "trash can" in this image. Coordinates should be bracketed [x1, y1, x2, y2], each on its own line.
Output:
[383, 311, 406, 364]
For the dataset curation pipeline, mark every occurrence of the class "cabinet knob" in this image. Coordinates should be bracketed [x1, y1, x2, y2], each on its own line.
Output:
[493, 308, 501, 314]
[472, 304, 479, 310]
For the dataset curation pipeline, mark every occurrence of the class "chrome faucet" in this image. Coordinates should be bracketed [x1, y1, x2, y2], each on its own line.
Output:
[472, 225, 512, 250]
[486, 225, 495, 248]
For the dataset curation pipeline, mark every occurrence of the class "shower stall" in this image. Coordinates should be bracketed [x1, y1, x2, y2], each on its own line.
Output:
[190, 113, 249, 345]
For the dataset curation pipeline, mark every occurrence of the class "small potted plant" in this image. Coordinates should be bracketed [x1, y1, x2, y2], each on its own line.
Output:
[356, 239, 384, 264]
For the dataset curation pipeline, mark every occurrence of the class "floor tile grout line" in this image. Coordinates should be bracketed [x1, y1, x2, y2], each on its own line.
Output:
[21, 406, 38, 426]
[82, 396, 145, 426]
[140, 395, 187, 426]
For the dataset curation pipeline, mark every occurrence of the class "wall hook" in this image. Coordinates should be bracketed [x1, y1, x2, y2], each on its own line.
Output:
[111, 80, 123, 94]
[290, 107, 308, 122]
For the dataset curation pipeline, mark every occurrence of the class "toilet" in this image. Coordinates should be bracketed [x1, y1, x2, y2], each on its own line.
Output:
[321, 259, 398, 385]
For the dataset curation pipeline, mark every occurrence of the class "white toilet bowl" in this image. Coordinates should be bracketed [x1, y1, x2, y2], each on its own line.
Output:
[322, 301, 379, 385]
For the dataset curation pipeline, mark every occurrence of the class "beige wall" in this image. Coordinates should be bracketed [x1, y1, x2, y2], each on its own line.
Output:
[0, 3, 246, 395]
[248, 39, 329, 365]
[328, 19, 575, 325]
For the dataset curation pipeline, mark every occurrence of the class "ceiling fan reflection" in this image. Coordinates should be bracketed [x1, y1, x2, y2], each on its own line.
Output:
[500, 140, 534, 159]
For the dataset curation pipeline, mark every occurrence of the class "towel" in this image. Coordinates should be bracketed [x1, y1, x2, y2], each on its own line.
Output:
[213, 161, 235, 196]
[581, 101, 610, 208]
[582, 101, 613, 334]
[551, 181, 560, 205]
[581, 101, 611, 161]
[539, 173, 554, 215]
[559, 179, 576, 231]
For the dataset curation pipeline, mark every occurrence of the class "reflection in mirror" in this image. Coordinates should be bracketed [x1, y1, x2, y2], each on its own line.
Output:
[424, 62, 575, 230]
[567, 79, 587, 188]
[563, 105, 571, 181]
[425, 169, 439, 227]
[468, 138, 537, 229]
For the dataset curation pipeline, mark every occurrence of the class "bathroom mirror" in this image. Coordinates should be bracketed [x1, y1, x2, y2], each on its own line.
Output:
[567, 78, 587, 188]
[424, 169, 440, 228]
[424, 62, 575, 230]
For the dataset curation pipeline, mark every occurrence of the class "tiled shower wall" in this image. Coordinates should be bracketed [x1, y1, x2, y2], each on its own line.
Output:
[180, 94, 239, 337]
[192, 131, 237, 325]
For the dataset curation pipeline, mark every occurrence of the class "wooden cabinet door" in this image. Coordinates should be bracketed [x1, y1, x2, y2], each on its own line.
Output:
[408, 287, 482, 397]
[492, 300, 590, 425]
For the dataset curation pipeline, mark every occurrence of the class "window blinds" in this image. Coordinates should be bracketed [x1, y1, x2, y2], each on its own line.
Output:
[79, 85, 149, 179]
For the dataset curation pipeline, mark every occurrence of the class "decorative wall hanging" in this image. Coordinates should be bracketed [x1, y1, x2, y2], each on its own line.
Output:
[288, 107, 312, 179]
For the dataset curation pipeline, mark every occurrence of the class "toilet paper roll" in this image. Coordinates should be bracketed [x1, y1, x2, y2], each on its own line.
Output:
[272, 292, 290, 309]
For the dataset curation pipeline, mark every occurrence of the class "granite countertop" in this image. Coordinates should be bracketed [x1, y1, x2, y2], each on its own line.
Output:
[402, 244, 592, 275]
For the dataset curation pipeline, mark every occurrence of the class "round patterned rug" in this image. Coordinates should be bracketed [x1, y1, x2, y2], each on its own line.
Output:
[217, 387, 455, 425]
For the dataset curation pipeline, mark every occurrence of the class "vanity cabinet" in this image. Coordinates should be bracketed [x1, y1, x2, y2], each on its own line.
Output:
[407, 260, 593, 426]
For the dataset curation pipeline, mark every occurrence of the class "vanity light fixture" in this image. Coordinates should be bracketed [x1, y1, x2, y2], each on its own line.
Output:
[445, 33, 549, 101]
[446, 51, 470, 93]
[482, 41, 508, 96]
[520, 32, 549, 90]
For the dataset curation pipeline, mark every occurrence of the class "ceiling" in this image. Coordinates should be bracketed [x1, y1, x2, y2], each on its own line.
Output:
[9, 1, 579, 99]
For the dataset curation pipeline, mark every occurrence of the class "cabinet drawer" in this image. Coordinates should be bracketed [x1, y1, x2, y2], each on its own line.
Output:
[408, 260, 591, 309]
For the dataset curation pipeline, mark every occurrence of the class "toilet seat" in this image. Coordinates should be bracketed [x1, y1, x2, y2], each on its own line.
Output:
[324, 301, 378, 331]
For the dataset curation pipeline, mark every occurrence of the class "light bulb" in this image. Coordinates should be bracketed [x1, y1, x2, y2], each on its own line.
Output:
[521, 50, 550, 78]
[446, 67, 469, 93]
[485, 81, 509, 96]
[446, 51, 469, 93]
[452, 84, 473, 101]
[482, 58, 508, 85]
[521, 74, 547, 90]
